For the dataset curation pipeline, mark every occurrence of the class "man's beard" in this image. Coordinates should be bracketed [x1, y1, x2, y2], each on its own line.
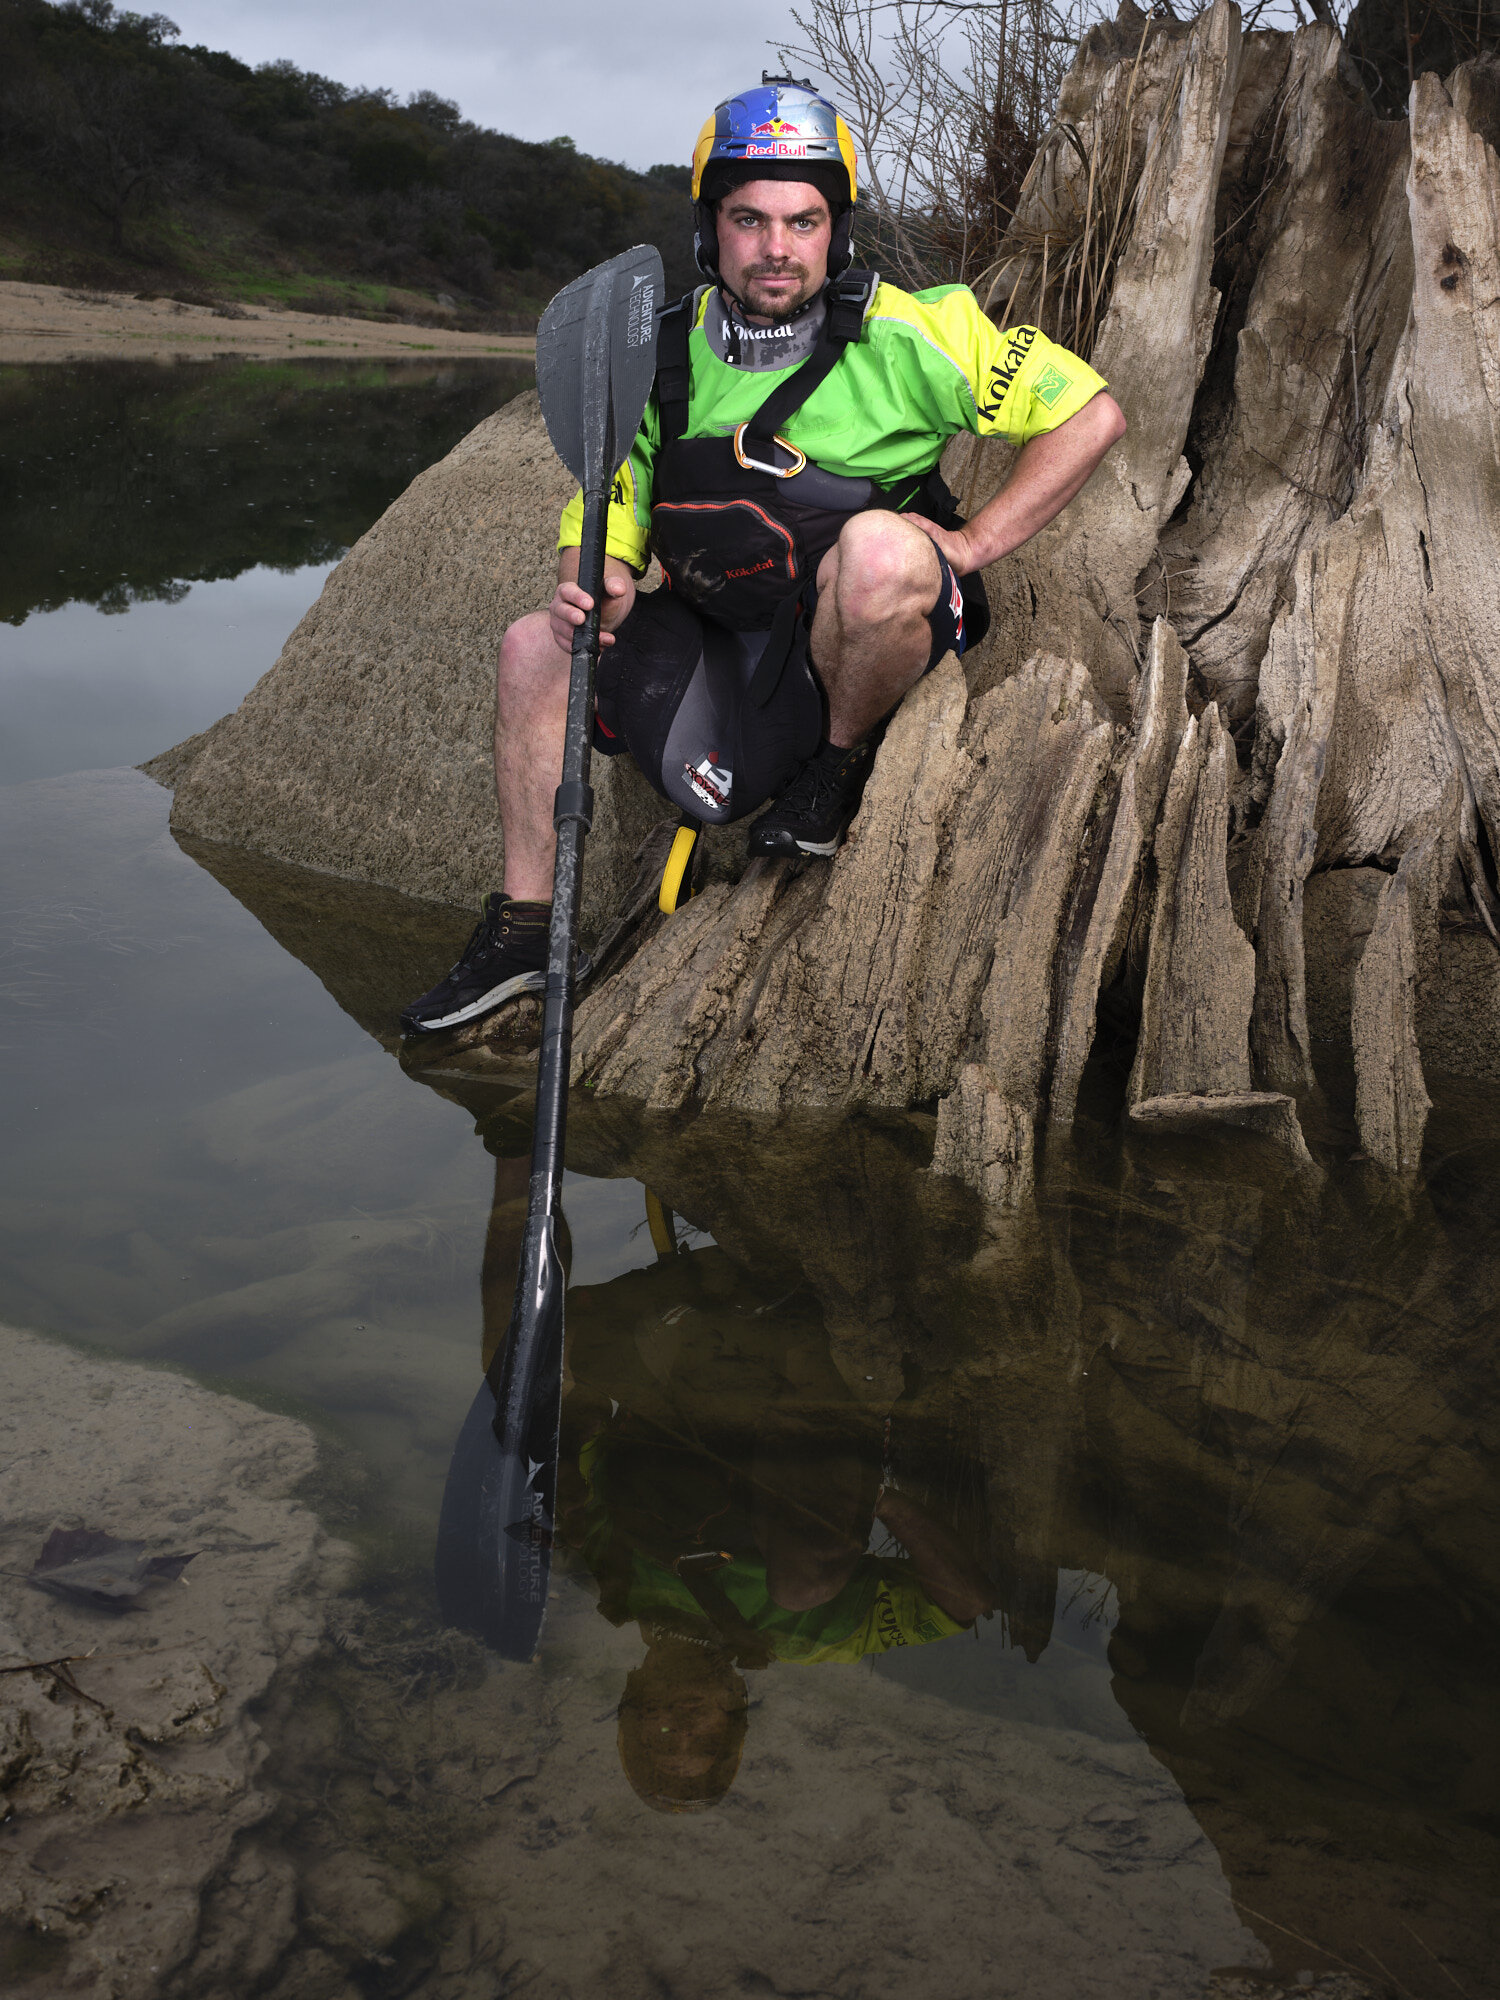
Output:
[737, 264, 818, 323]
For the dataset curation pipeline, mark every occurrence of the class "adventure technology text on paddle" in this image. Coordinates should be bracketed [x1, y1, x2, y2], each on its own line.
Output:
[435, 245, 664, 1660]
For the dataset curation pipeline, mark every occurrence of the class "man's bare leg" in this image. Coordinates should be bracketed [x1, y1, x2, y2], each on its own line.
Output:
[753, 1446, 880, 1613]
[398, 610, 568, 1032]
[809, 511, 943, 747]
[493, 610, 570, 901]
[746, 513, 945, 860]
[496, 522, 938, 890]
[401, 570, 629, 1031]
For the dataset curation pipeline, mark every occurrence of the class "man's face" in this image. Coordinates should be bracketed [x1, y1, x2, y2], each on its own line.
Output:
[715, 179, 833, 323]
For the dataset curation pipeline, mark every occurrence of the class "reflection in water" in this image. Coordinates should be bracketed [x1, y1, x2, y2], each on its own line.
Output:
[178, 825, 1500, 1993]
[7, 801, 1495, 1996]
[0, 356, 533, 625]
[2, 355, 536, 785]
[550, 1234, 995, 1812]
[3, 563, 340, 783]
[445, 1041, 1500, 1989]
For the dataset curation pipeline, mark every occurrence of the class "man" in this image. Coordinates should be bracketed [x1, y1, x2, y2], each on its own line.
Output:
[403, 76, 1125, 1036]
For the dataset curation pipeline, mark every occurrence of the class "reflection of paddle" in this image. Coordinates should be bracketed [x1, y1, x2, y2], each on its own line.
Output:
[435, 244, 663, 1660]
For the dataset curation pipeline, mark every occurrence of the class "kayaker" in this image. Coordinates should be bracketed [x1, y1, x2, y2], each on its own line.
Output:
[403, 74, 1124, 1035]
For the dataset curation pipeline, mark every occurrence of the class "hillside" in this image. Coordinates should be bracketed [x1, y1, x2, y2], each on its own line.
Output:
[0, 0, 698, 326]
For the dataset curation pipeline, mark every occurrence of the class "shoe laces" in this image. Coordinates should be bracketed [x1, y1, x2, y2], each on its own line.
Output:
[451, 896, 516, 978]
[778, 743, 868, 815]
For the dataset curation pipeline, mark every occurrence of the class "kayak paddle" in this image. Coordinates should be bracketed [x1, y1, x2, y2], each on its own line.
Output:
[435, 244, 664, 1660]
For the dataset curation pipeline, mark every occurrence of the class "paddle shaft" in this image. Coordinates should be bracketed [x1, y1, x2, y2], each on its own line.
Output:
[434, 247, 661, 1660]
[489, 481, 609, 1482]
[533, 474, 606, 1229]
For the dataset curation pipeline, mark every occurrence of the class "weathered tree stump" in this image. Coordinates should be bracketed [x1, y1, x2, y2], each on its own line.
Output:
[157, 1, 1500, 1194]
[561, 5, 1500, 1195]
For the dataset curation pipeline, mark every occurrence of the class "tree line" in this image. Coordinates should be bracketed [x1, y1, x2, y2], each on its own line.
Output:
[0, 0, 699, 313]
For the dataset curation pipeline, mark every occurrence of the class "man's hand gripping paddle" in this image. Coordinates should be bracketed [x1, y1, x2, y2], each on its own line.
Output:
[434, 245, 663, 1660]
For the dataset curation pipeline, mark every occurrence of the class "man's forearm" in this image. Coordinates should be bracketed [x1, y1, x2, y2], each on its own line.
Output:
[876, 1486, 997, 1626]
[960, 391, 1127, 572]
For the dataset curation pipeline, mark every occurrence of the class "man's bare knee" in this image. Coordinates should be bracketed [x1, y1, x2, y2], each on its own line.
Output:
[765, 1548, 861, 1612]
[829, 514, 939, 626]
[496, 611, 567, 724]
[498, 609, 562, 681]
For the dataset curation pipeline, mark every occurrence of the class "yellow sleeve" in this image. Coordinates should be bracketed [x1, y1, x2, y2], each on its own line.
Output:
[907, 286, 1108, 447]
[798, 1574, 967, 1663]
[556, 405, 656, 572]
[972, 321, 1108, 445]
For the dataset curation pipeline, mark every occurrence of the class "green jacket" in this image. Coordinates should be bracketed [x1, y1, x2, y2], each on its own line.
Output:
[575, 1434, 965, 1666]
[558, 280, 1109, 572]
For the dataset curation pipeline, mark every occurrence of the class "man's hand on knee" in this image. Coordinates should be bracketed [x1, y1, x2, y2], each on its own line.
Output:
[903, 513, 977, 576]
[547, 571, 636, 654]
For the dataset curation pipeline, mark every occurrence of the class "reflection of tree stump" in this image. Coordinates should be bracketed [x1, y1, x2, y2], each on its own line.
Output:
[567, 5, 1500, 1191]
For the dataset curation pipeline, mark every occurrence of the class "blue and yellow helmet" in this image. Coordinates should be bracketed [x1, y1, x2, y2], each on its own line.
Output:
[690, 74, 860, 280]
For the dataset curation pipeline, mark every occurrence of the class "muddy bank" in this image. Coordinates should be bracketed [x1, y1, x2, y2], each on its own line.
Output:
[0, 1324, 349, 1999]
[0, 282, 535, 366]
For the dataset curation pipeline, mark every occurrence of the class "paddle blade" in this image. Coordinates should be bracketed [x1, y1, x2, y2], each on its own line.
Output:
[535, 243, 664, 491]
[435, 1214, 566, 1662]
[434, 1374, 556, 1661]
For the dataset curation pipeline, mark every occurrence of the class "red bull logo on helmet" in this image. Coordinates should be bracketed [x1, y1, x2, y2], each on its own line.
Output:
[747, 116, 808, 157]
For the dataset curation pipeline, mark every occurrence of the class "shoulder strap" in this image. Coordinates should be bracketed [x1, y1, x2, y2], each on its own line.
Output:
[744, 267, 879, 443]
[826, 264, 879, 343]
[653, 268, 876, 456]
[742, 338, 842, 442]
[655, 290, 697, 448]
[677, 1563, 777, 1670]
[745, 588, 808, 709]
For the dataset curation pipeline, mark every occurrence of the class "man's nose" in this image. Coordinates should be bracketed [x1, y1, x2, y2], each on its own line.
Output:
[762, 222, 799, 260]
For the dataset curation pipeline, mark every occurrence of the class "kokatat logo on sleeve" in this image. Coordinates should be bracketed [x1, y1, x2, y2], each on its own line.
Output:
[976, 325, 1038, 422]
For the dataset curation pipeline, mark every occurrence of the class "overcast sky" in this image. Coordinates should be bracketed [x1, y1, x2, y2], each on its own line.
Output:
[157, 0, 809, 171]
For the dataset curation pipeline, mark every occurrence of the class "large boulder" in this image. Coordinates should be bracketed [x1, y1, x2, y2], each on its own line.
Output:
[153, 391, 664, 941]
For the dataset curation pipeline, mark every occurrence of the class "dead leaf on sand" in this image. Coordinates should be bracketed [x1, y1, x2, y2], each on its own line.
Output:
[27, 1527, 197, 1610]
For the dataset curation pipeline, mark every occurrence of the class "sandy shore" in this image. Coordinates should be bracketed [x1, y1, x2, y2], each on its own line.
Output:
[0, 279, 536, 365]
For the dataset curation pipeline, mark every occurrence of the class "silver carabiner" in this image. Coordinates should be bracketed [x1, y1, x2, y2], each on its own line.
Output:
[732, 423, 808, 479]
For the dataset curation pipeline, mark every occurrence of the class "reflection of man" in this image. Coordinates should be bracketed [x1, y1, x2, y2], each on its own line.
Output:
[474, 1163, 996, 1811]
[567, 1423, 996, 1814]
[616, 1637, 748, 1818]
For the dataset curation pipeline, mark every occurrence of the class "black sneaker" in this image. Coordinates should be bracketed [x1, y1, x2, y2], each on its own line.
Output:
[746, 739, 876, 859]
[399, 895, 593, 1035]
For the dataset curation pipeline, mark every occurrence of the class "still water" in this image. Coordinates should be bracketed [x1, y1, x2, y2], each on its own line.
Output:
[1, 359, 1497, 2000]
[0, 356, 533, 779]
